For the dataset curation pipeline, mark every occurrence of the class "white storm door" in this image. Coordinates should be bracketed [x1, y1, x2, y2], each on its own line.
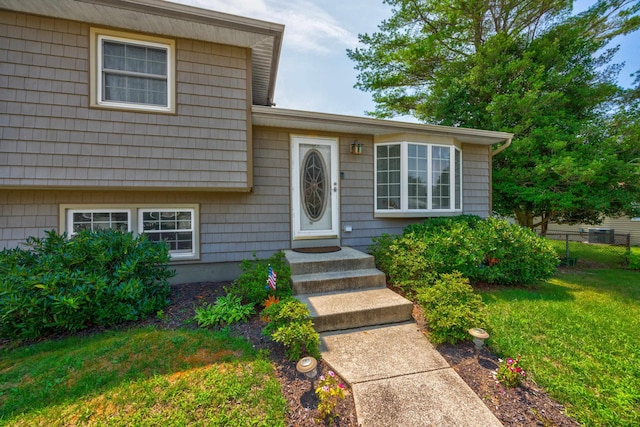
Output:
[291, 136, 340, 240]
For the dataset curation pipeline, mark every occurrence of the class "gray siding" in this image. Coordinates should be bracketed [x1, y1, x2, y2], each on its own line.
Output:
[0, 11, 251, 190]
[461, 143, 491, 217]
[0, 128, 495, 264]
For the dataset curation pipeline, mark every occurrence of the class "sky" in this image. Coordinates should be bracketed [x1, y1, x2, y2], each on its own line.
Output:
[168, 0, 640, 120]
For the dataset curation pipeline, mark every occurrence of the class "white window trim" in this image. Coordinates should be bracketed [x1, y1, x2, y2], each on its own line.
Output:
[67, 209, 132, 237]
[90, 28, 176, 113]
[138, 208, 197, 261]
[374, 142, 463, 217]
[59, 204, 199, 261]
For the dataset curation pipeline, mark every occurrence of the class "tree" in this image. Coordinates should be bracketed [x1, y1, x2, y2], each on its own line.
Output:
[348, 0, 640, 231]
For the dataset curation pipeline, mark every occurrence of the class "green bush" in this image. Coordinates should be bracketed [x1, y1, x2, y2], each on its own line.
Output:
[625, 251, 640, 270]
[194, 294, 255, 327]
[261, 297, 320, 361]
[226, 251, 292, 307]
[0, 230, 174, 340]
[369, 216, 558, 289]
[416, 272, 489, 344]
[271, 321, 321, 361]
[472, 218, 559, 285]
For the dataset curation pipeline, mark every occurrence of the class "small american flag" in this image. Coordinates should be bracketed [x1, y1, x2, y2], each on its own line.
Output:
[267, 265, 277, 290]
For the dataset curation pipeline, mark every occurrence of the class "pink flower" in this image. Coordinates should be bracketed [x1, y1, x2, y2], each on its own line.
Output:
[319, 375, 325, 381]
[322, 386, 329, 392]
[338, 383, 345, 389]
[328, 371, 335, 377]
[507, 358, 514, 365]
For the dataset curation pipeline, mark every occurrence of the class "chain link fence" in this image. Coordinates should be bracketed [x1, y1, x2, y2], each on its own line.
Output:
[544, 232, 631, 267]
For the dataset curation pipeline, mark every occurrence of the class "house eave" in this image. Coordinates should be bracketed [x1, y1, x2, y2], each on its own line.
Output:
[0, 0, 283, 106]
[252, 106, 514, 145]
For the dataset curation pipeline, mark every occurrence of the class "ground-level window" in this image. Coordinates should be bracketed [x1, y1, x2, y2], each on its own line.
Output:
[68, 209, 131, 235]
[61, 205, 198, 260]
[375, 142, 462, 215]
[139, 209, 195, 257]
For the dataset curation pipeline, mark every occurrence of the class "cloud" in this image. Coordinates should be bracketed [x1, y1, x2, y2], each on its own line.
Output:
[166, 0, 358, 53]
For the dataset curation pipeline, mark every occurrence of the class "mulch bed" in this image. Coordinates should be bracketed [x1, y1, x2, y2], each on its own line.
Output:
[12, 281, 579, 426]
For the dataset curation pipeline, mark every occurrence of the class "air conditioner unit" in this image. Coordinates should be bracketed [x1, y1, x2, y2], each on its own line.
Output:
[588, 228, 615, 244]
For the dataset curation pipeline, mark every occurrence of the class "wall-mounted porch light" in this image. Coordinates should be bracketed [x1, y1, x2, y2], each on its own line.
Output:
[351, 140, 363, 155]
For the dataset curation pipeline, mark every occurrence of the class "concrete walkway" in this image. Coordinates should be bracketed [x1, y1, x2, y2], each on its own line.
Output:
[320, 323, 503, 427]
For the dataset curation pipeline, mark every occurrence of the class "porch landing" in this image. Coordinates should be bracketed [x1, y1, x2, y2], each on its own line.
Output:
[285, 247, 501, 427]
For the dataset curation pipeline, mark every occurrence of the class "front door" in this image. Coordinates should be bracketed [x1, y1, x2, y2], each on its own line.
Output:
[291, 135, 340, 245]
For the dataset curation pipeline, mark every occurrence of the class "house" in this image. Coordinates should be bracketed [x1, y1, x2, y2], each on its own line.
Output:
[0, 0, 513, 283]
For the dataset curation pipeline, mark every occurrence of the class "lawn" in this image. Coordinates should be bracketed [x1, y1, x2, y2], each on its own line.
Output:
[482, 242, 640, 426]
[0, 327, 287, 426]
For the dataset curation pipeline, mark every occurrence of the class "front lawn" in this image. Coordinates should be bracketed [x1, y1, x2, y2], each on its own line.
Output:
[0, 327, 287, 426]
[482, 261, 640, 426]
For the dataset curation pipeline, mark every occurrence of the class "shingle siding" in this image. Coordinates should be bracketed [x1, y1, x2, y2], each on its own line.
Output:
[0, 128, 495, 278]
[0, 11, 251, 190]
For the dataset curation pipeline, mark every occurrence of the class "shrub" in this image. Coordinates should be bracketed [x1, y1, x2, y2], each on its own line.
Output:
[416, 272, 489, 344]
[262, 297, 320, 361]
[625, 251, 640, 270]
[194, 294, 255, 327]
[472, 218, 558, 286]
[0, 230, 174, 340]
[227, 251, 292, 307]
[368, 216, 558, 288]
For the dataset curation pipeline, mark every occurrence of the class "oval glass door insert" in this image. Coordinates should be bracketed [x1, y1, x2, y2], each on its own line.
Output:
[301, 149, 328, 221]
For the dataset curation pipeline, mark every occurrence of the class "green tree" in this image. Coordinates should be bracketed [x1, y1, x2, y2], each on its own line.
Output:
[348, 0, 640, 231]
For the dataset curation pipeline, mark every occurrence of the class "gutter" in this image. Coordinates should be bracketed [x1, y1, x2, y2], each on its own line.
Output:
[491, 136, 512, 157]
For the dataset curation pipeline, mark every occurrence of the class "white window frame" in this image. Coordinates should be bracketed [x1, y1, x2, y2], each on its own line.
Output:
[90, 28, 175, 113]
[60, 204, 199, 261]
[138, 208, 197, 260]
[374, 142, 463, 217]
[67, 209, 132, 236]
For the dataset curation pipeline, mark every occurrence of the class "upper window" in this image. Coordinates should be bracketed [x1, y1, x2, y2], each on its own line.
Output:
[90, 28, 175, 113]
[375, 142, 462, 215]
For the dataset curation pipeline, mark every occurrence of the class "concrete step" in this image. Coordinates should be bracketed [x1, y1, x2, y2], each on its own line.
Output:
[292, 268, 386, 295]
[296, 288, 414, 332]
[285, 247, 376, 276]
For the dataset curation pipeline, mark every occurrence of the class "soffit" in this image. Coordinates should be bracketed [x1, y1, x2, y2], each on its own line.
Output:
[0, 0, 283, 106]
[252, 106, 513, 145]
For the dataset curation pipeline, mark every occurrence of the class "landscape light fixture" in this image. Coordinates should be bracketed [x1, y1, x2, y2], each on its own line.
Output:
[296, 356, 318, 379]
[468, 328, 490, 350]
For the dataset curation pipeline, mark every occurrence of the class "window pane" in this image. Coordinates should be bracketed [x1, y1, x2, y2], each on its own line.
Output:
[407, 144, 428, 210]
[455, 149, 462, 210]
[141, 210, 194, 256]
[69, 211, 130, 234]
[376, 144, 402, 210]
[101, 39, 168, 107]
[431, 146, 451, 210]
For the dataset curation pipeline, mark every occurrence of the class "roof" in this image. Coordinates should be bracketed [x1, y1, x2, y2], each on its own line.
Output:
[0, 0, 284, 106]
[252, 106, 513, 146]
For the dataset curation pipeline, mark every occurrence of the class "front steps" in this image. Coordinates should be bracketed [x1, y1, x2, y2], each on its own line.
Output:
[285, 247, 413, 333]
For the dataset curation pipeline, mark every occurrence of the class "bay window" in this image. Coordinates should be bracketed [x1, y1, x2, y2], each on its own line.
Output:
[375, 142, 462, 215]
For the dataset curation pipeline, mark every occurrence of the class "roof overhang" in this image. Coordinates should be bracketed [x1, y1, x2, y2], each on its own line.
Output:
[252, 106, 513, 146]
[0, 0, 283, 106]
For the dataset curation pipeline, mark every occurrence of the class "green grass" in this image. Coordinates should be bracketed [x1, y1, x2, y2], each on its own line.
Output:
[482, 263, 640, 426]
[547, 239, 639, 267]
[0, 327, 287, 426]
